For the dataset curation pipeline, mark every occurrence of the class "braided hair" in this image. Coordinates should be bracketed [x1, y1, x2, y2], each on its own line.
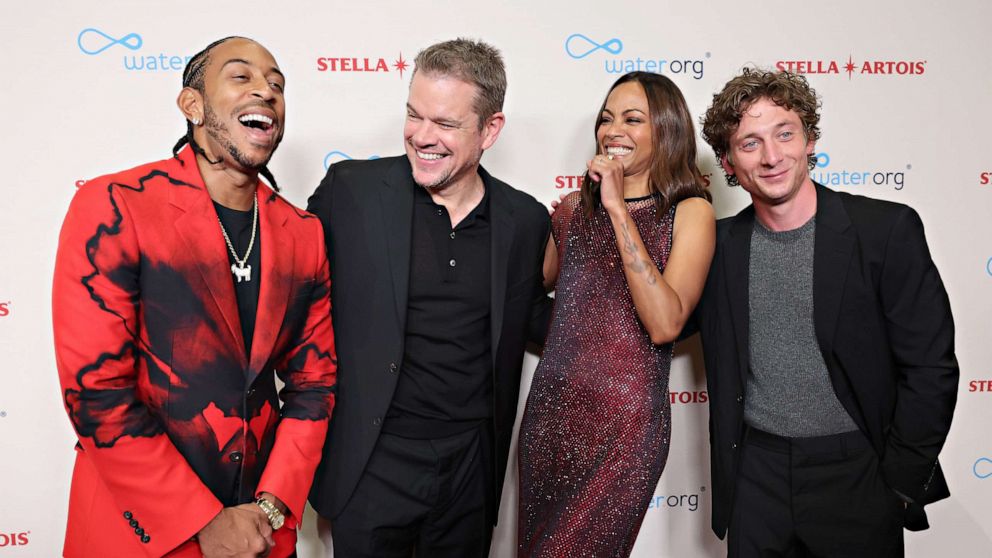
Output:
[172, 36, 279, 191]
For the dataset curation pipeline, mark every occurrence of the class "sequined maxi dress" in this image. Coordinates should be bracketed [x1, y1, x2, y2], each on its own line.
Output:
[518, 192, 675, 558]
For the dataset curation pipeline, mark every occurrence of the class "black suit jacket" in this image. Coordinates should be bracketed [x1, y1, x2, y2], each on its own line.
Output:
[306, 156, 551, 521]
[694, 184, 958, 538]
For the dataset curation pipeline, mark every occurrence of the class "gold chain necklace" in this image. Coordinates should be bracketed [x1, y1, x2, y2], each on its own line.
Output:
[217, 191, 258, 283]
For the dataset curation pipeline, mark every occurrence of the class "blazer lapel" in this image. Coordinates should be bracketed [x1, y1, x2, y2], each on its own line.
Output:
[248, 186, 293, 383]
[812, 184, 855, 355]
[487, 173, 514, 363]
[170, 156, 247, 368]
[379, 159, 414, 329]
[723, 207, 754, 388]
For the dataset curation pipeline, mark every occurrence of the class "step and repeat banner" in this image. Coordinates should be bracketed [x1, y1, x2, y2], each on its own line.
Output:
[2, 1, 989, 556]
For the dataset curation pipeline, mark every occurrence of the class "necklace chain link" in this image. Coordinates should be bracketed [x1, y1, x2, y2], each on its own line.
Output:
[217, 191, 258, 282]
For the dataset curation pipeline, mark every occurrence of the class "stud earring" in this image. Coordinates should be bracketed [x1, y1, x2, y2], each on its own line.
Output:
[191, 117, 201, 126]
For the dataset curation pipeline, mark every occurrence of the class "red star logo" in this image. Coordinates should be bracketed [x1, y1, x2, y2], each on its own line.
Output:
[844, 55, 856, 80]
[393, 52, 410, 79]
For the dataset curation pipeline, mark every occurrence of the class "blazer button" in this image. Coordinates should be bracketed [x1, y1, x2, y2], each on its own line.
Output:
[731, 443, 738, 450]
[388, 363, 397, 373]
[123, 511, 133, 520]
[141, 535, 151, 544]
[736, 395, 743, 403]
[372, 417, 382, 426]
[135, 527, 144, 536]
[129, 519, 139, 528]
[229, 451, 243, 463]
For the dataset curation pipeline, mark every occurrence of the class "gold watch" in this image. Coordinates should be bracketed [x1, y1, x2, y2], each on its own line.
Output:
[255, 497, 285, 530]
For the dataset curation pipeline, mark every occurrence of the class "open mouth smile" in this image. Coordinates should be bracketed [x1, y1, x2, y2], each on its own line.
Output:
[416, 151, 447, 161]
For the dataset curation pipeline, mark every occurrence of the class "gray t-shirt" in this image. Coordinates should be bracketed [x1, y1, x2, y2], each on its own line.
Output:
[745, 216, 858, 437]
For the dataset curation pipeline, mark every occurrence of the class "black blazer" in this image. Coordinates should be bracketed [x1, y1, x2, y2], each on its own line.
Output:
[306, 156, 551, 521]
[694, 184, 958, 538]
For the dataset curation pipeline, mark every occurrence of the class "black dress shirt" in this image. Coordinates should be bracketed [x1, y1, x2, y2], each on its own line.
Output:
[384, 182, 492, 439]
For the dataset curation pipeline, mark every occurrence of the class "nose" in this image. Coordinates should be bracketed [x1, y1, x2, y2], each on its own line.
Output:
[761, 141, 783, 167]
[604, 118, 624, 138]
[250, 76, 277, 101]
[407, 119, 438, 147]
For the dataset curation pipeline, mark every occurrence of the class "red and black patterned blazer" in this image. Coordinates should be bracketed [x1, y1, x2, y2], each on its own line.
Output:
[53, 146, 336, 557]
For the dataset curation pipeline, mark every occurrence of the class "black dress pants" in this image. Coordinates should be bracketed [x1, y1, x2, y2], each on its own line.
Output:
[728, 427, 905, 558]
[330, 426, 492, 558]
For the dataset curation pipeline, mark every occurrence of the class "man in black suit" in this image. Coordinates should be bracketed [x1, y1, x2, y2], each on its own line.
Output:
[694, 68, 958, 557]
[307, 38, 550, 557]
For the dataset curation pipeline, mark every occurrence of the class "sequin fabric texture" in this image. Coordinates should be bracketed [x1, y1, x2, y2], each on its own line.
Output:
[518, 192, 675, 557]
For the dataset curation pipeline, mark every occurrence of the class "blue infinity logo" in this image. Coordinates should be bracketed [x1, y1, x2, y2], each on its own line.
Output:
[986, 257, 992, 277]
[814, 152, 831, 168]
[564, 34, 623, 59]
[323, 151, 380, 170]
[77, 28, 143, 55]
[975, 457, 992, 479]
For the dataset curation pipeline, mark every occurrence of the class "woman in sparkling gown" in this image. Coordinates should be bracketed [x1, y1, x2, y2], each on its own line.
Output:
[517, 72, 715, 557]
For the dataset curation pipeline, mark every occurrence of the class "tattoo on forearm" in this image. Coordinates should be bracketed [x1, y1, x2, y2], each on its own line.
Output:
[620, 221, 657, 285]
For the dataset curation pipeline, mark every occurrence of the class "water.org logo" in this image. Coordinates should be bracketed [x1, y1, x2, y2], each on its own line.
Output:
[77, 28, 190, 71]
[323, 150, 381, 170]
[974, 457, 992, 480]
[647, 487, 704, 512]
[811, 152, 909, 191]
[564, 33, 707, 80]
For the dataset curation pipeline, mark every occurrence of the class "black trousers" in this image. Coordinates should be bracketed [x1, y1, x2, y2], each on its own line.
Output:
[330, 426, 493, 558]
[728, 427, 904, 558]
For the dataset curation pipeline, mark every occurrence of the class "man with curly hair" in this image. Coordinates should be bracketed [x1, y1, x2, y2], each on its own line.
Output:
[693, 68, 958, 557]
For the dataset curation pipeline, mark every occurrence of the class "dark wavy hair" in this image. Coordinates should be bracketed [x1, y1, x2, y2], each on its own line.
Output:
[172, 36, 279, 191]
[581, 72, 710, 219]
[700, 68, 821, 187]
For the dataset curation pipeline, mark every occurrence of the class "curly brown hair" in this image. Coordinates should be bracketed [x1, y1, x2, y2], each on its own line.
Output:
[700, 68, 821, 187]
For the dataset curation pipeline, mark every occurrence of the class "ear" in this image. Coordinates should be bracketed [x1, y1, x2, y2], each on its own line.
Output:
[805, 136, 816, 156]
[480, 111, 505, 151]
[720, 153, 736, 177]
[176, 87, 203, 124]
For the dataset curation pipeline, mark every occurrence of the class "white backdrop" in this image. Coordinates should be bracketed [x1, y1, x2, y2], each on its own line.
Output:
[2, 1, 990, 556]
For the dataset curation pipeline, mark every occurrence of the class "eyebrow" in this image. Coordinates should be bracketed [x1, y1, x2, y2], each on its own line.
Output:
[406, 104, 461, 126]
[221, 58, 285, 79]
[601, 108, 647, 115]
[738, 121, 796, 140]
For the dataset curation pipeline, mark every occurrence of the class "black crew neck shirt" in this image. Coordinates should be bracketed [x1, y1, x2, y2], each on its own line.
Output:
[213, 201, 261, 357]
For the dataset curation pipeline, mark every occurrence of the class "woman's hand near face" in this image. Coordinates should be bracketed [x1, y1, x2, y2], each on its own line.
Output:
[586, 154, 626, 219]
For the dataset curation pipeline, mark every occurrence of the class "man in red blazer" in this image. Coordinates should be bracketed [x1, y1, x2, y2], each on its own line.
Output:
[53, 37, 336, 558]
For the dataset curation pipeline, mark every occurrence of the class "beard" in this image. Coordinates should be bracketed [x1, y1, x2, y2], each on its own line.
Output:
[414, 167, 453, 190]
[408, 146, 483, 191]
[203, 102, 279, 170]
